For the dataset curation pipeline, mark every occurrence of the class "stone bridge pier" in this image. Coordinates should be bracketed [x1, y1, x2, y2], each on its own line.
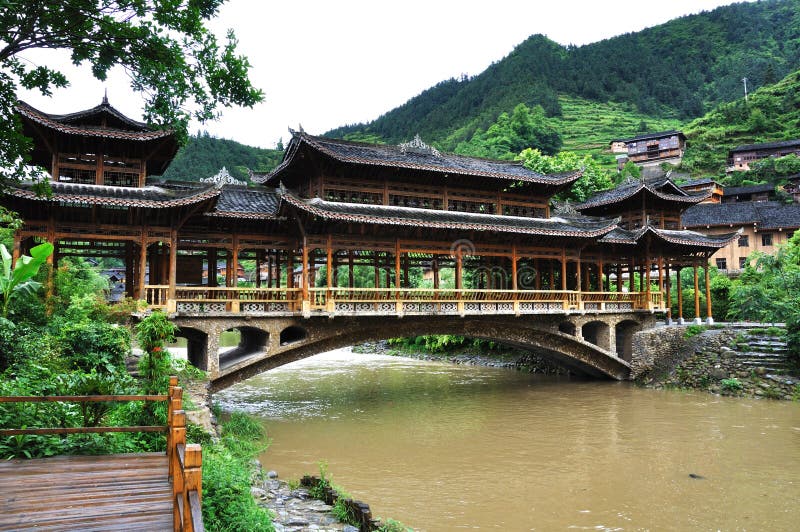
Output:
[170, 312, 657, 392]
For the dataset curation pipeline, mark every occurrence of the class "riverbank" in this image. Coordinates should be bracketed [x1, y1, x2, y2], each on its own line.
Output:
[634, 325, 799, 400]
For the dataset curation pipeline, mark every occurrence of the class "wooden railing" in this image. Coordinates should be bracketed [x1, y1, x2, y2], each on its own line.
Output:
[0, 377, 204, 532]
[146, 285, 170, 309]
[148, 284, 665, 315]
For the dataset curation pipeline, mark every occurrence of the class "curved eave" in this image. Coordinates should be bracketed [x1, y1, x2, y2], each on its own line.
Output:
[16, 102, 174, 142]
[280, 191, 617, 238]
[204, 211, 282, 220]
[6, 182, 221, 209]
[262, 134, 583, 187]
[600, 226, 742, 248]
[578, 183, 708, 211]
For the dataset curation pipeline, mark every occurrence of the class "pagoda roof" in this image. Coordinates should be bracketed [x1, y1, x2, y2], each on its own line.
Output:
[206, 186, 281, 219]
[577, 178, 707, 211]
[682, 201, 800, 230]
[279, 188, 617, 237]
[257, 132, 583, 188]
[16, 100, 173, 142]
[599, 226, 741, 248]
[7, 181, 221, 209]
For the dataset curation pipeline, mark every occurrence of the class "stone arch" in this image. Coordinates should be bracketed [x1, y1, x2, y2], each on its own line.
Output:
[558, 321, 577, 336]
[173, 326, 209, 371]
[209, 316, 633, 391]
[280, 325, 307, 345]
[615, 320, 642, 362]
[582, 320, 611, 351]
[218, 326, 270, 370]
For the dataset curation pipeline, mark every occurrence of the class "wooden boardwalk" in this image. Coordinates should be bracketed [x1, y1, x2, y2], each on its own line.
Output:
[0, 453, 173, 531]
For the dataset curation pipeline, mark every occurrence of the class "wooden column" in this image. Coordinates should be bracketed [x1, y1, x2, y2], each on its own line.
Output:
[326, 235, 333, 289]
[677, 267, 684, 323]
[168, 230, 177, 300]
[616, 263, 622, 292]
[433, 256, 440, 289]
[231, 235, 240, 288]
[693, 262, 701, 323]
[576, 259, 582, 293]
[125, 242, 134, 297]
[301, 238, 309, 302]
[657, 256, 664, 292]
[395, 240, 401, 289]
[665, 263, 672, 323]
[455, 248, 463, 290]
[224, 250, 232, 287]
[628, 258, 635, 293]
[273, 252, 280, 288]
[705, 261, 713, 323]
[645, 258, 651, 301]
[207, 248, 217, 287]
[255, 251, 262, 288]
[373, 252, 380, 288]
[549, 260, 555, 290]
[561, 250, 567, 291]
[138, 234, 148, 300]
[287, 249, 294, 289]
[534, 258, 541, 290]
[598, 259, 604, 291]
[348, 251, 354, 288]
[403, 255, 409, 288]
[511, 244, 518, 291]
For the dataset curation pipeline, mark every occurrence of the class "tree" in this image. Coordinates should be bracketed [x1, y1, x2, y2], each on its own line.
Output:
[518, 148, 614, 202]
[0, 241, 53, 318]
[0, 0, 264, 181]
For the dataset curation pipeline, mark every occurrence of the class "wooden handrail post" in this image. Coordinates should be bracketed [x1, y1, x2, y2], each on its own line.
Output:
[171, 410, 187, 531]
[167, 379, 182, 479]
[184, 444, 203, 532]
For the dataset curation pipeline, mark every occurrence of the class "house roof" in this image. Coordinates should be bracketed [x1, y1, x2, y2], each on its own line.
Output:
[6, 180, 221, 209]
[207, 187, 281, 219]
[680, 178, 720, 188]
[681, 201, 800, 230]
[723, 183, 774, 196]
[729, 138, 800, 154]
[257, 131, 583, 188]
[599, 226, 741, 248]
[610, 130, 685, 144]
[577, 178, 706, 211]
[16, 100, 173, 142]
[279, 188, 617, 237]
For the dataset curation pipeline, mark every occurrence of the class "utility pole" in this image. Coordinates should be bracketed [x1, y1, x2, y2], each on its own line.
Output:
[742, 77, 749, 102]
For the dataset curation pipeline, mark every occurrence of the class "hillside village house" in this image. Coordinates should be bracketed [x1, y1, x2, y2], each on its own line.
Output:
[609, 130, 686, 170]
[682, 201, 800, 273]
[679, 178, 723, 203]
[727, 139, 800, 172]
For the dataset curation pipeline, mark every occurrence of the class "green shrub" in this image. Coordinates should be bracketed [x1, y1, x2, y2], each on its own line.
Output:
[721, 378, 743, 392]
[684, 325, 706, 338]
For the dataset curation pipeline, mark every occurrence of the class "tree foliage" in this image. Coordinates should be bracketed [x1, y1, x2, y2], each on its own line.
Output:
[0, 0, 263, 181]
[518, 148, 616, 203]
[454, 104, 562, 158]
[0, 241, 53, 318]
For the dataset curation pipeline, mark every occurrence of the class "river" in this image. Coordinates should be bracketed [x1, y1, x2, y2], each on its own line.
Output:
[216, 347, 800, 530]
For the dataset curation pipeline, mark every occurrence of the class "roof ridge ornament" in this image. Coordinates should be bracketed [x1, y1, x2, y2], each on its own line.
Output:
[102, 89, 109, 105]
[399, 134, 441, 157]
[201, 166, 246, 186]
[552, 200, 579, 217]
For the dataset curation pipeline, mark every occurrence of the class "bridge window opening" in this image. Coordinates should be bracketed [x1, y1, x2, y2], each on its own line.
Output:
[280, 325, 307, 345]
[219, 326, 269, 368]
[615, 320, 641, 362]
[582, 321, 611, 351]
[558, 322, 577, 336]
[169, 327, 209, 371]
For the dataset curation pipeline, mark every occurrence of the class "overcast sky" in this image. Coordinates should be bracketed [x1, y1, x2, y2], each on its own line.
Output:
[19, 0, 742, 151]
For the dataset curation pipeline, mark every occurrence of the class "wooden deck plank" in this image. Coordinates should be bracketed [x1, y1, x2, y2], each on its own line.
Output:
[0, 453, 174, 532]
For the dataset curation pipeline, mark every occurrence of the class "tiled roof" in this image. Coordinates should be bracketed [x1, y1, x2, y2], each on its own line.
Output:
[207, 187, 281, 218]
[610, 130, 685, 144]
[577, 178, 705, 210]
[258, 132, 583, 186]
[680, 178, 719, 187]
[7, 181, 221, 208]
[279, 188, 617, 237]
[16, 101, 173, 141]
[599, 226, 740, 248]
[729, 138, 800, 153]
[723, 184, 774, 196]
[681, 201, 800, 230]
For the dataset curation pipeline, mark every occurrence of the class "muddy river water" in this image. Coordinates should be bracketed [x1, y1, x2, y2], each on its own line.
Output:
[217, 348, 800, 530]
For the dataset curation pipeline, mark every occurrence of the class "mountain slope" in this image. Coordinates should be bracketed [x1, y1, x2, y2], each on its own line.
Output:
[682, 67, 800, 177]
[327, 0, 800, 148]
[159, 132, 283, 182]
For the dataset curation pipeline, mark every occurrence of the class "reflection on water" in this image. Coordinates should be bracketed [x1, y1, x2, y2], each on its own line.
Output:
[217, 348, 800, 531]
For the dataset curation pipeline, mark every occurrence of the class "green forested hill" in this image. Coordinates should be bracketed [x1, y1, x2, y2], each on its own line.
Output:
[682, 68, 800, 178]
[327, 0, 800, 150]
[158, 132, 283, 183]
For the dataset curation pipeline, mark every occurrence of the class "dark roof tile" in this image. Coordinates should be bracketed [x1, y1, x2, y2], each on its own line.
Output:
[730, 138, 800, 153]
[207, 187, 281, 218]
[682, 201, 800, 230]
[7, 181, 220, 208]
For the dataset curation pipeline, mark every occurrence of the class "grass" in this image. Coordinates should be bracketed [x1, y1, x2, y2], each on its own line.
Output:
[200, 411, 274, 532]
[684, 324, 706, 338]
